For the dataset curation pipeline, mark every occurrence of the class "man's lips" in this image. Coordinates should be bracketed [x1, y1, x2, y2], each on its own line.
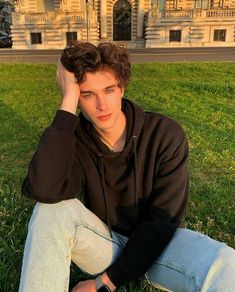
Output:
[97, 113, 112, 121]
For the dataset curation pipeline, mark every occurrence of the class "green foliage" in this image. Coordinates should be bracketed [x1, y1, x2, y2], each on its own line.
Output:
[0, 62, 234, 291]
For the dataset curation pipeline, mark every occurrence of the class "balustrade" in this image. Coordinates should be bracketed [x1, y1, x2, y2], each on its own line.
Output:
[14, 11, 85, 25]
[162, 10, 193, 19]
[205, 9, 235, 18]
[147, 8, 235, 21]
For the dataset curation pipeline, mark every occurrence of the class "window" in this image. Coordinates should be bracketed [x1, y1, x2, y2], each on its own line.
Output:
[210, 0, 223, 8]
[31, 33, 42, 44]
[195, 0, 201, 8]
[37, 0, 54, 12]
[214, 30, 226, 41]
[194, 0, 208, 8]
[66, 32, 77, 45]
[169, 30, 181, 42]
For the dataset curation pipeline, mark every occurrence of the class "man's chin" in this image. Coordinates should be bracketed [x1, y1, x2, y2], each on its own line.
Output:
[92, 120, 115, 133]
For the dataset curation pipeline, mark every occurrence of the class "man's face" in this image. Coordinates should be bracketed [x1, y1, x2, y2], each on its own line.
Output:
[78, 69, 125, 134]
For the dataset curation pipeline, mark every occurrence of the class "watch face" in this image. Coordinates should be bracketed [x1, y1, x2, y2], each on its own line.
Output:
[97, 286, 111, 292]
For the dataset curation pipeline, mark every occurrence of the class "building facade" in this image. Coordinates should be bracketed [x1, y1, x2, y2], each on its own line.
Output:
[11, 0, 235, 49]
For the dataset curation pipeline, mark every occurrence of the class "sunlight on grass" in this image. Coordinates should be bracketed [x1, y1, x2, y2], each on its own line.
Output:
[0, 62, 234, 291]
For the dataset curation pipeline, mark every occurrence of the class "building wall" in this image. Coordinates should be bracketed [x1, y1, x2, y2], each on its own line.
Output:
[10, 0, 235, 49]
[11, 0, 99, 49]
[146, 0, 235, 47]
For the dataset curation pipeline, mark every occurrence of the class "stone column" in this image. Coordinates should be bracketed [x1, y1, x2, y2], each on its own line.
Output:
[100, 0, 107, 39]
[137, 0, 145, 38]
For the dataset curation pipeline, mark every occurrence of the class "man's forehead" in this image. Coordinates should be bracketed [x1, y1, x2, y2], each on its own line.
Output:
[80, 69, 120, 90]
[86, 69, 117, 80]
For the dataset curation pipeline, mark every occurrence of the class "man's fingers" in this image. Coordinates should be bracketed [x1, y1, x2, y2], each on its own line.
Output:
[57, 60, 77, 84]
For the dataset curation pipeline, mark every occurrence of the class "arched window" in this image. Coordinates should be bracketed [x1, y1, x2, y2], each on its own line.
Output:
[113, 0, 131, 41]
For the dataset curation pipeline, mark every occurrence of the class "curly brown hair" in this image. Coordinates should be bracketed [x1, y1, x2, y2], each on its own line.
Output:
[60, 42, 131, 88]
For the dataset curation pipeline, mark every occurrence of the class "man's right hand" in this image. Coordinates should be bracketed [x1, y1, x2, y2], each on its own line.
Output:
[56, 60, 80, 115]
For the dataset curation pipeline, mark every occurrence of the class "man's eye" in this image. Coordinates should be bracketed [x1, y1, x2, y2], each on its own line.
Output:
[82, 93, 93, 98]
[106, 88, 114, 94]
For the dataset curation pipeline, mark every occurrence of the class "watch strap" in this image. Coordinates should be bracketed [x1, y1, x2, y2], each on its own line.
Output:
[95, 275, 111, 291]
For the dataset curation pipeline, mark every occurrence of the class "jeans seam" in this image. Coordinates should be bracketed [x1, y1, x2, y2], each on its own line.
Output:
[152, 260, 201, 291]
[73, 222, 123, 248]
[155, 260, 193, 278]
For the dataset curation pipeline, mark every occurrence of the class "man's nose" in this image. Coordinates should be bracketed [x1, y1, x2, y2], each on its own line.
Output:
[96, 95, 108, 111]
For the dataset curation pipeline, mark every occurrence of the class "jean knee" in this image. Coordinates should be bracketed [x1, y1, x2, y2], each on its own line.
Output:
[211, 243, 235, 274]
[28, 199, 82, 234]
[201, 243, 235, 291]
[33, 198, 80, 217]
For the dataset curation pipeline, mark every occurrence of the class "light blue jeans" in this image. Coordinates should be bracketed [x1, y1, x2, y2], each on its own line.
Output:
[19, 199, 235, 292]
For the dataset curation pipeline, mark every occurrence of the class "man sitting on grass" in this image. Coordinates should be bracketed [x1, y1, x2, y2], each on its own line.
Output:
[19, 42, 235, 292]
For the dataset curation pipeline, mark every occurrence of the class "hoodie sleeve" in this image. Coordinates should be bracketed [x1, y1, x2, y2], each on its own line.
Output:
[106, 123, 189, 287]
[22, 110, 83, 203]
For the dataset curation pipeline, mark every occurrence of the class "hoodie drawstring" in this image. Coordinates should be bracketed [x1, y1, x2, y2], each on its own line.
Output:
[132, 136, 138, 206]
[98, 153, 112, 238]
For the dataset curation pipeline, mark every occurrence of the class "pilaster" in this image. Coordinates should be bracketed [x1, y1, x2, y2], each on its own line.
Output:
[137, 0, 145, 38]
[100, 0, 107, 38]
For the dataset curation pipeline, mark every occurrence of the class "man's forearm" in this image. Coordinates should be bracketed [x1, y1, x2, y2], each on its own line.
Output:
[56, 60, 80, 114]
[60, 95, 79, 115]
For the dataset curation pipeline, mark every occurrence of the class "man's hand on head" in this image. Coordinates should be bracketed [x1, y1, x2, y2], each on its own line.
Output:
[56, 60, 80, 115]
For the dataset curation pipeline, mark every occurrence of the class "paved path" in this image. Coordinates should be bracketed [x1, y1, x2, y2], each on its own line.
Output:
[0, 47, 234, 63]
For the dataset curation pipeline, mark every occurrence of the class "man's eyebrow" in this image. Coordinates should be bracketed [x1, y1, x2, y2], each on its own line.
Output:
[105, 84, 117, 89]
[80, 90, 93, 94]
[80, 85, 118, 94]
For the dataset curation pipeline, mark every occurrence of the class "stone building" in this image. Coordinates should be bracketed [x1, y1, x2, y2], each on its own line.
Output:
[11, 0, 235, 49]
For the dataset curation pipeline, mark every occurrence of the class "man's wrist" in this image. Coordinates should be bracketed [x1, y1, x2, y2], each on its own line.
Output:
[60, 95, 78, 115]
[102, 272, 116, 291]
[95, 275, 110, 291]
[95, 273, 116, 292]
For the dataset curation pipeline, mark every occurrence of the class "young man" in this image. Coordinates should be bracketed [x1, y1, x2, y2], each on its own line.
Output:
[19, 42, 235, 292]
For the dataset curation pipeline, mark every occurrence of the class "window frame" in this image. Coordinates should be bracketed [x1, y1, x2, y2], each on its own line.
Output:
[66, 32, 78, 45]
[213, 29, 226, 42]
[169, 30, 182, 42]
[30, 32, 42, 45]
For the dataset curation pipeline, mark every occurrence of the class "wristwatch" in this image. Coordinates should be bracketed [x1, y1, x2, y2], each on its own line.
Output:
[95, 275, 111, 292]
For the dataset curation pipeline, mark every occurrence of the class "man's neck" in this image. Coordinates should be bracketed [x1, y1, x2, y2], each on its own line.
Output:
[96, 112, 127, 151]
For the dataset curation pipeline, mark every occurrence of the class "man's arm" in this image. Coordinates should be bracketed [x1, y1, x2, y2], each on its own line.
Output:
[22, 62, 82, 202]
[56, 60, 80, 114]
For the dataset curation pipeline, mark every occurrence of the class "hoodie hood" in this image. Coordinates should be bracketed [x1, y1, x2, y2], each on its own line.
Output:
[75, 98, 145, 235]
[76, 98, 145, 158]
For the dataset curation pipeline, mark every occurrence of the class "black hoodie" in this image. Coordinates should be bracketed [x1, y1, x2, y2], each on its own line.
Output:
[22, 99, 189, 287]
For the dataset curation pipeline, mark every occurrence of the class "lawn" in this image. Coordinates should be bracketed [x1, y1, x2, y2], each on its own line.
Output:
[0, 62, 234, 292]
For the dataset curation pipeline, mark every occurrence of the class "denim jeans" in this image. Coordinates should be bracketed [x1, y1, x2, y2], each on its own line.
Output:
[18, 199, 235, 292]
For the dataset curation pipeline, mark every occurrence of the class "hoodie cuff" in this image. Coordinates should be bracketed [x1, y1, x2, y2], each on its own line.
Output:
[50, 110, 78, 134]
[106, 262, 129, 287]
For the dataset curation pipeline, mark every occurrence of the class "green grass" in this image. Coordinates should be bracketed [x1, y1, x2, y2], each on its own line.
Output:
[0, 62, 234, 291]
